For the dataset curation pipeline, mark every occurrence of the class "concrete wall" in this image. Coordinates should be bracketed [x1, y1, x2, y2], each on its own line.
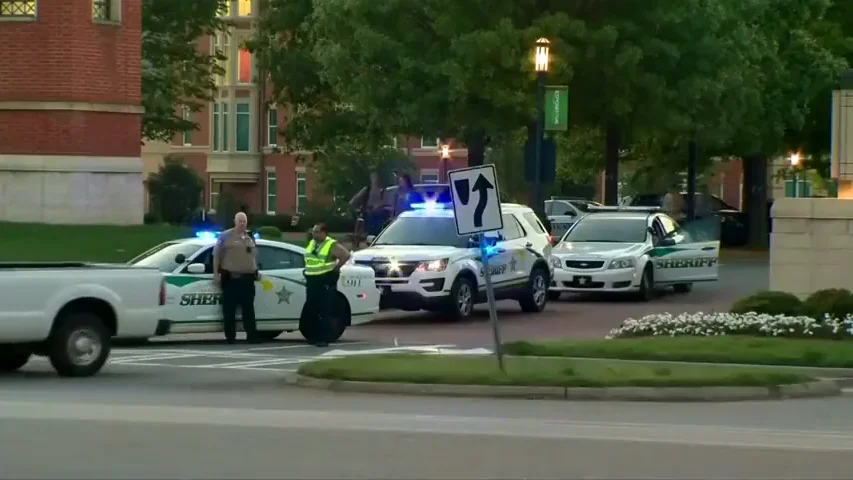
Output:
[770, 198, 853, 297]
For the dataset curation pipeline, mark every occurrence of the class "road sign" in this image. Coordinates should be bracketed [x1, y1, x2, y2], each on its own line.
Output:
[448, 165, 504, 236]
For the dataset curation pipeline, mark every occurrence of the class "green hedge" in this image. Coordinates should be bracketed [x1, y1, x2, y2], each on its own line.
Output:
[803, 289, 853, 320]
[730, 288, 853, 320]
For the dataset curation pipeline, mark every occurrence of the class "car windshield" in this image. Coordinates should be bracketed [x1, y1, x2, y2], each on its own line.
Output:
[545, 201, 569, 215]
[562, 217, 648, 243]
[373, 216, 469, 248]
[128, 241, 204, 273]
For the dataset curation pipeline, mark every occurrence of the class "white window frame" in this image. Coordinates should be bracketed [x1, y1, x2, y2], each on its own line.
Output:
[92, 0, 121, 22]
[420, 169, 440, 184]
[295, 168, 307, 214]
[384, 136, 398, 148]
[420, 137, 439, 149]
[209, 179, 219, 210]
[214, 32, 231, 86]
[212, 102, 229, 152]
[267, 106, 278, 147]
[236, 32, 252, 84]
[237, 0, 251, 16]
[265, 168, 276, 215]
[235, 101, 251, 153]
[181, 106, 192, 146]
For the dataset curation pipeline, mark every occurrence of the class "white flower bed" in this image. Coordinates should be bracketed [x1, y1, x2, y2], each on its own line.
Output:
[606, 312, 853, 339]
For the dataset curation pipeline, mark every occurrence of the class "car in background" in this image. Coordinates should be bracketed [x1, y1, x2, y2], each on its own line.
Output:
[620, 192, 747, 246]
[545, 197, 602, 239]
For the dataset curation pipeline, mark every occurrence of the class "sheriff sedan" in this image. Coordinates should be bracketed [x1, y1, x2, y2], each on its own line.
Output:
[128, 234, 380, 343]
[548, 207, 720, 301]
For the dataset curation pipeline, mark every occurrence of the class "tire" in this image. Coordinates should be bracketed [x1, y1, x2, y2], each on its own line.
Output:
[637, 267, 655, 302]
[548, 291, 562, 301]
[446, 276, 476, 320]
[0, 350, 31, 373]
[47, 312, 111, 378]
[519, 267, 549, 313]
[300, 293, 348, 344]
[256, 330, 284, 341]
[673, 283, 693, 294]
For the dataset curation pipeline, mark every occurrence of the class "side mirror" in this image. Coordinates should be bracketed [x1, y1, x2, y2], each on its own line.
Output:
[186, 263, 205, 274]
[647, 227, 655, 235]
[658, 237, 676, 247]
[174, 254, 187, 264]
[366, 235, 376, 244]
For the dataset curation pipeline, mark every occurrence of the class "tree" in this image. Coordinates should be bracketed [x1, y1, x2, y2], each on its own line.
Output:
[141, 0, 228, 142]
[146, 156, 205, 224]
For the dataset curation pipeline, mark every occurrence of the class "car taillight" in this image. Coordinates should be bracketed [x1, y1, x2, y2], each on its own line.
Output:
[159, 278, 166, 306]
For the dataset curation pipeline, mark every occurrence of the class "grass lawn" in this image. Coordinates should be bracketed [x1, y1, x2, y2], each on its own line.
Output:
[0, 222, 192, 263]
[503, 336, 853, 369]
[297, 354, 812, 388]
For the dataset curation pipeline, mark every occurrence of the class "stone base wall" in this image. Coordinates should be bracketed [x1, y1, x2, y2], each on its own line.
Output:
[0, 155, 143, 225]
[770, 198, 853, 297]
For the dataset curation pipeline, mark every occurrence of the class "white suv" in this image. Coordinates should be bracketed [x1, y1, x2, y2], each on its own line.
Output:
[352, 202, 553, 319]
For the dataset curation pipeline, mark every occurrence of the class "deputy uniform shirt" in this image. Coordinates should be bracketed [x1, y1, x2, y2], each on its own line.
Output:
[214, 228, 257, 274]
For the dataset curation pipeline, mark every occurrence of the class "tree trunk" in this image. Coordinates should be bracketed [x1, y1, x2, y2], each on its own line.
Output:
[603, 124, 621, 205]
[466, 130, 486, 167]
[742, 154, 769, 249]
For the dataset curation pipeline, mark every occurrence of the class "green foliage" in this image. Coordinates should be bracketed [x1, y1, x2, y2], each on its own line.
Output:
[311, 143, 415, 206]
[803, 289, 853, 320]
[256, 225, 283, 239]
[145, 156, 205, 225]
[730, 291, 804, 316]
[142, 0, 228, 142]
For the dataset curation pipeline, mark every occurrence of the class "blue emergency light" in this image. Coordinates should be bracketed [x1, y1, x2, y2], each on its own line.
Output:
[410, 200, 451, 211]
[194, 230, 260, 240]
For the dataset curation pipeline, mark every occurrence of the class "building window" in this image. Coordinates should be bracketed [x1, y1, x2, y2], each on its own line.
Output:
[210, 180, 220, 210]
[420, 169, 439, 184]
[383, 136, 398, 148]
[237, 47, 252, 83]
[214, 33, 231, 85]
[0, 0, 36, 17]
[181, 106, 192, 146]
[420, 137, 439, 148]
[296, 171, 307, 214]
[267, 106, 278, 147]
[266, 169, 276, 214]
[217, 0, 230, 16]
[235, 102, 250, 152]
[784, 179, 812, 198]
[238, 0, 251, 16]
[212, 102, 229, 151]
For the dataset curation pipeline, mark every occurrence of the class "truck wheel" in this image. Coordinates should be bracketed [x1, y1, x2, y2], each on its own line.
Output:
[519, 267, 549, 313]
[636, 267, 656, 302]
[300, 293, 348, 344]
[446, 276, 476, 320]
[48, 312, 111, 378]
[0, 351, 31, 373]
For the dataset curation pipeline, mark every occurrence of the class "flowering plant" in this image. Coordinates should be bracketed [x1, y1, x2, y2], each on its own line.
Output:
[607, 312, 853, 339]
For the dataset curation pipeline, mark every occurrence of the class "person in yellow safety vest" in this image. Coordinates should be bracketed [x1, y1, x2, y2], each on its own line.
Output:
[300, 222, 351, 347]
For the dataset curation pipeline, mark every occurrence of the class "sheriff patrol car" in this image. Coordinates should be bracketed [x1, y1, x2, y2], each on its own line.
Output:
[545, 197, 601, 239]
[128, 233, 380, 344]
[353, 201, 553, 320]
[548, 206, 720, 301]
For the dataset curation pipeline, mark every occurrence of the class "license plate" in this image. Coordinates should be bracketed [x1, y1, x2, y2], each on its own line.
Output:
[574, 276, 591, 285]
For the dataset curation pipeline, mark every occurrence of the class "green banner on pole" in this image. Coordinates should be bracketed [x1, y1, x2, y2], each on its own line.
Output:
[544, 85, 569, 131]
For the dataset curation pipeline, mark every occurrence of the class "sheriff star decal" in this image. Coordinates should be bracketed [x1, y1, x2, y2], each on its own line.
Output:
[276, 285, 292, 304]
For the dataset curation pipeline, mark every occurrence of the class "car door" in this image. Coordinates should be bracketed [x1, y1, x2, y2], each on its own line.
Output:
[651, 215, 720, 284]
[492, 214, 528, 287]
[167, 246, 221, 327]
[254, 245, 307, 323]
[547, 200, 579, 237]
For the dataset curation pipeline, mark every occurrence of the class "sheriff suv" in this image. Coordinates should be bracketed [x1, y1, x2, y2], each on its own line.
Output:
[352, 201, 553, 320]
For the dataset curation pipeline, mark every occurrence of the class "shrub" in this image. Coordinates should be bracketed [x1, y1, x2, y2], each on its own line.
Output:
[607, 312, 853, 339]
[142, 212, 159, 225]
[256, 225, 282, 239]
[730, 290, 804, 316]
[804, 288, 853, 321]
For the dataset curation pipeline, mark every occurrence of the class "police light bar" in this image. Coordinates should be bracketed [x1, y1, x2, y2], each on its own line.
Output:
[586, 206, 661, 213]
[410, 200, 451, 211]
[194, 230, 260, 240]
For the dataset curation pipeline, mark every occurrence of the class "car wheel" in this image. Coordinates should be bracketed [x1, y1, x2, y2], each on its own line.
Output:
[300, 293, 349, 344]
[447, 276, 476, 320]
[48, 313, 111, 378]
[673, 283, 693, 294]
[519, 268, 549, 313]
[637, 267, 656, 302]
[0, 350, 31, 373]
[256, 330, 284, 341]
[548, 291, 562, 301]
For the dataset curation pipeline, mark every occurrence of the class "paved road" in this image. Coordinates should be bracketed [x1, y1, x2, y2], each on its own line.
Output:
[349, 262, 768, 345]
[4, 336, 853, 479]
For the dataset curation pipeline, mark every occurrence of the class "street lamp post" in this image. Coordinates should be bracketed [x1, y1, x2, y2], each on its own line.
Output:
[533, 38, 550, 214]
[440, 144, 451, 182]
[790, 153, 801, 198]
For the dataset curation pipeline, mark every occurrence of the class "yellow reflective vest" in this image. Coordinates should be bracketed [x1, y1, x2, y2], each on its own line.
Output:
[304, 237, 337, 276]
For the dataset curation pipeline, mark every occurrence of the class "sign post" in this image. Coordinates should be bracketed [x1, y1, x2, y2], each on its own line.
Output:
[448, 165, 506, 372]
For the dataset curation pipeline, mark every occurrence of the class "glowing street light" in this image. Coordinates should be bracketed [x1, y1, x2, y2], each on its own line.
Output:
[789, 152, 801, 167]
[531, 38, 551, 214]
[534, 38, 551, 73]
[789, 152, 802, 197]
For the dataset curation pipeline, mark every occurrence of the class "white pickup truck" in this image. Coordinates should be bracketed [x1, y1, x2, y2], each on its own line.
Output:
[0, 262, 166, 377]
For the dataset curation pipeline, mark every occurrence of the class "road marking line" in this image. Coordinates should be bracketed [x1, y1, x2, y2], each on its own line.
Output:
[110, 353, 204, 363]
[222, 359, 309, 368]
[243, 341, 368, 352]
[102, 361, 297, 373]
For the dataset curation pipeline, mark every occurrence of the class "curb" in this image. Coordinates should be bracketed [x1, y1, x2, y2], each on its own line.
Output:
[293, 375, 841, 402]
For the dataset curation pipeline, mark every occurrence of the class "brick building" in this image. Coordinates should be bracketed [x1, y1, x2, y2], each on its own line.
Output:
[141, 0, 467, 217]
[0, 0, 145, 224]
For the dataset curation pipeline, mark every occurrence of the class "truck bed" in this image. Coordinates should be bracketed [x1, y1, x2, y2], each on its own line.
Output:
[0, 262, 139, 270]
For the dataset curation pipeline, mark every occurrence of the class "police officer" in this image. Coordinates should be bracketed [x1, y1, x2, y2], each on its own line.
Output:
[213, 212, 260, 344]
[300, 222, 351, 347]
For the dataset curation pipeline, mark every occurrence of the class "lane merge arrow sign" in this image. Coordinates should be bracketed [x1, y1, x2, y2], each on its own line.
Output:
[448, 165, 503, 236]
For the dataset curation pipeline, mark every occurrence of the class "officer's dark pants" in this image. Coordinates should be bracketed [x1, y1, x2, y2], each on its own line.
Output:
[221, 272, 257, 341]
[299, 270, 339, 344]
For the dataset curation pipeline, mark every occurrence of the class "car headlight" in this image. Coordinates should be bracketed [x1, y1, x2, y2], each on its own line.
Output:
[608, 257, 636, 269]
[549, 256, 562, 269]
[416, 258, 448, 272]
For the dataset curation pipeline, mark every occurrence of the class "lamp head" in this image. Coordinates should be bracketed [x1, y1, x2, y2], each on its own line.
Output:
[534, 37, 551, 72]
